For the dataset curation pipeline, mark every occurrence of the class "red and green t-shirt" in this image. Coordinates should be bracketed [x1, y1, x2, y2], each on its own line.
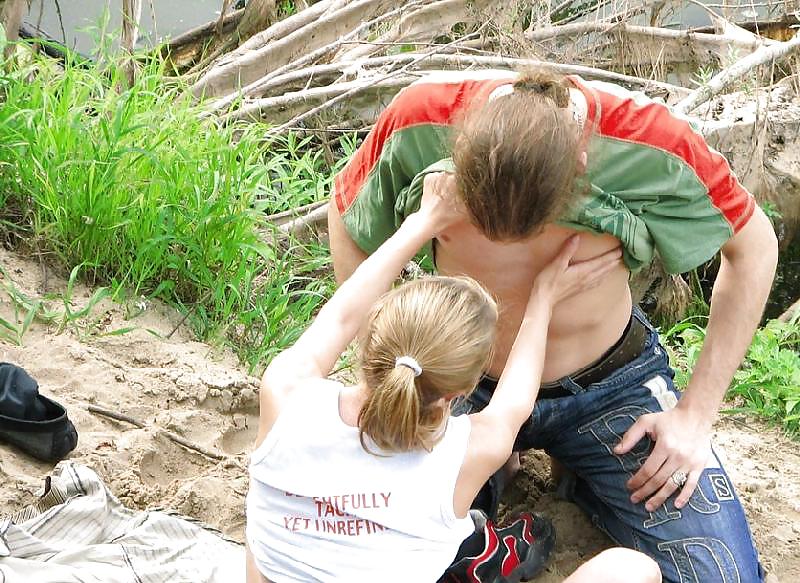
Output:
[333, 70, 755, 274]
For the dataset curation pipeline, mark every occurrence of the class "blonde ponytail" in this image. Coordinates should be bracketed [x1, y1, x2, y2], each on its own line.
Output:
[358, 365, 421, 454]
[357, 277, 497, 455]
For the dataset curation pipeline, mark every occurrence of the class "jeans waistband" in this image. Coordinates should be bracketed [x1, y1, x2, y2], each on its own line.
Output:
[536, 312, 650, 399]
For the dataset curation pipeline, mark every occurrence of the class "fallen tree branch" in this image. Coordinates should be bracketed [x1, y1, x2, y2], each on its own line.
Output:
[214, 52, 688, 114]
[192, 0, 401, 98]
[263, 26, 487, 134]
[222, 75, 419, 122]
[207, 0, 430, 113]
[526, 21, 774, 52]
[265, 200, 328, 225]
[335, 0, 489, 62]
[87, 404, 230, 462]
[185, 0, 278, 77]
[675, 32, 800, 114]
[1, 0, 27, 59]
[778, 296, 800, 323]
[162, 7, 243, 53]
[277, 202, 330, 236]
[228, 0, 335, 56]
[121, 0, 143, 86]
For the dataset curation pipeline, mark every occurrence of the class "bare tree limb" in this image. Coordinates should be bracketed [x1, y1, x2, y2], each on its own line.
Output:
[192, 0, 404, 98]
[335, 0, 488, 62]
[87, 404, 231, 462]
[1, 0, 27, 59]
[262, 26, 487, 134]
[216, 0, 233, 37]
[162, 7, 243, 56]
[526, 21, 774, 52]
[213, 52, 688, 115]
[675, 32, 800, 114]
[233, 0, 335, 55]
[186, 0, 277, 77]
[778, 296, 800, 323]
[277, 202, 330, 236]
[207, 0, 430, 113]
[265, 200, 328, 225]
[221, 75, 418, 123]
[121, 0, 143, 86]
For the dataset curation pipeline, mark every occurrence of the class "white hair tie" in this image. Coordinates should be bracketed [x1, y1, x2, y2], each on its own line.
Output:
[488, 83, 514, 101]
[395, 356, 422, 377]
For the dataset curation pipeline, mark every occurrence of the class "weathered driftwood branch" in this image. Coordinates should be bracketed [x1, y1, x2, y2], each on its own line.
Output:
[165, 7, 243, 50]
[778, 297, 800, 323]
[207, 0, 430, 114]
[266, 200, 328, 225]
[525, 21, 773, 51]
[675, 32, 800, 114]
[263, 27, 486, 134]
[335, 0, 489, 62]
[121, 0, 143, 86]
[161, 7, 244, 70]
[214, 52, 689, 119]
[222, 76, 418, 123]
[1, 0, 27, 59]
[186, 0, 278, 77]
[231, 0, 335, 56]
[215, 0, 234, 38]
[192, 0, 402, 98]
[277, 202, 330, 236]
[87, 404, 230, 462]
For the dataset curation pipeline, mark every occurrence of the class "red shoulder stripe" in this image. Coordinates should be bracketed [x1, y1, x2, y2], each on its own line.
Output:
[334, 76, 512, 214]
[571, 78, 754, 232]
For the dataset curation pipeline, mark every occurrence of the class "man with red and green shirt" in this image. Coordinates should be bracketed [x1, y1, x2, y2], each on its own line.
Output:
[328, 69, 777, 582]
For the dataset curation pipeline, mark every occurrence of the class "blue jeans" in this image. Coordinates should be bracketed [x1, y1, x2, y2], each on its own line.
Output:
[457, 308, 764, 583]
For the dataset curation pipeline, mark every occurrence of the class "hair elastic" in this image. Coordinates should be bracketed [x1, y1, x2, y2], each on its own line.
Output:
[395, 356, 422, 377]
[488, 84, 514, 101]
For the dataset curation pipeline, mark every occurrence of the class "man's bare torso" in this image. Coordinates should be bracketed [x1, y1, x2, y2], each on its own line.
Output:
[435, 221, 631, 381]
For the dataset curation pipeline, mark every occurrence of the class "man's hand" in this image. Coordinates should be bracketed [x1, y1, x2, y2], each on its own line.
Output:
[616, 207, 777, 512]
[418, 172, 467, 234]
[614, 405, 712, 510]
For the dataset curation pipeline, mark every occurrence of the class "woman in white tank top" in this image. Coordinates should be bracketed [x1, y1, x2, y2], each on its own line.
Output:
[246, 174, 662, 583]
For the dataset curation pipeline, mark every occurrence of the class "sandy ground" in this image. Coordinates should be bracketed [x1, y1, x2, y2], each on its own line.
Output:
[1, 246, 799, 581]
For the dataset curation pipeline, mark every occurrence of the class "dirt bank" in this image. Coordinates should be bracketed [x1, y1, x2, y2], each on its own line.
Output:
[1, 247, 798, 580]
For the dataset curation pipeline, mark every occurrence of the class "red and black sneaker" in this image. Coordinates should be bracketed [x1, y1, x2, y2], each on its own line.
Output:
[439, 511, 556, 583]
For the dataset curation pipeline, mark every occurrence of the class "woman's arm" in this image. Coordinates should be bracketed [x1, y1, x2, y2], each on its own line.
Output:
[457, 237, 622, 500]
[255, 174, 464, 445]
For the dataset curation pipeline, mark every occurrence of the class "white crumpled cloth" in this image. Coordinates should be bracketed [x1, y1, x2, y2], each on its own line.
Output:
[0, 462, 244, 583]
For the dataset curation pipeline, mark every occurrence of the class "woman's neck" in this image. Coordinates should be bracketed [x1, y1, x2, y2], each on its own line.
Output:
[338, 382, 369, 427]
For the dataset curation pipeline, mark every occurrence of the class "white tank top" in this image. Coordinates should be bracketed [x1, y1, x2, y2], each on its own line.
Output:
[246, 379, 475, 582]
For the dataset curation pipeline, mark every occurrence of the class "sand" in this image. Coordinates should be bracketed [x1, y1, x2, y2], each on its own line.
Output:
[1, 246, 798, 581]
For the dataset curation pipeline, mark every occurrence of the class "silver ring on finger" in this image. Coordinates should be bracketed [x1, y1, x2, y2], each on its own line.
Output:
[671, 470, 688, 487]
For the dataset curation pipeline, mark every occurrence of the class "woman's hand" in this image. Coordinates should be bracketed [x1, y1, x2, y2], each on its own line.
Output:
[417, 172, 467, 234]
[532, 235, 623, 305]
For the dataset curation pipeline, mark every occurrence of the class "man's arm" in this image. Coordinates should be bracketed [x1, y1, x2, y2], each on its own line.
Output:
[328, 193, 368, 285]
[617, 205, 778, 510]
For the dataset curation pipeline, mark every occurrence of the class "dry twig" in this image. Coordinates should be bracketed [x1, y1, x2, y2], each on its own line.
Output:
[87, 404, 230, 462]
[207, 0, 430, 113]
[263, 26, 487, 134]
[675, 32, 800, 113]
[778, 297, 800, 323]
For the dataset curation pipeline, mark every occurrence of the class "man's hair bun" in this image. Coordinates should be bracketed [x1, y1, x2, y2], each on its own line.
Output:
[513, 69, 570, 108]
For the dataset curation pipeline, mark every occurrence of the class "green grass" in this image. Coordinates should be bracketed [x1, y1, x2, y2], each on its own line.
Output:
[663, 315, 800, 435]
[0, 39, 351, 371]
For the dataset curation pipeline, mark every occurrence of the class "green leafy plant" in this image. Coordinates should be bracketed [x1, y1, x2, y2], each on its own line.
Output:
[760, 201, 783, 222]
[0, 43, 352, 370]
[663, 315, 800, 435]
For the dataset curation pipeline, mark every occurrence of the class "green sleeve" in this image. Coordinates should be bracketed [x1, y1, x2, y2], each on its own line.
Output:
[341, 125, 452, 254]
